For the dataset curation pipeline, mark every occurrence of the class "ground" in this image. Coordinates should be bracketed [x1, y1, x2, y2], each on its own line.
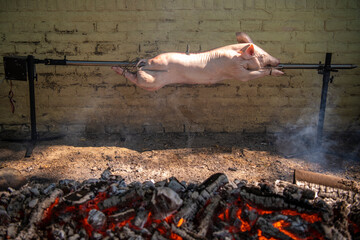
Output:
[0, 132, 359, 186]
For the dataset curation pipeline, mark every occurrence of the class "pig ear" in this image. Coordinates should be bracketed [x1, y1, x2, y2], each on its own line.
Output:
[239, 44, 255, 59]
[236, 32, 253, 43]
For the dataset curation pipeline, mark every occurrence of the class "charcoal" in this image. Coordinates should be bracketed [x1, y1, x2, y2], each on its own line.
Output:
[0, 207, 10, 225]
[167, 177, 186, 194]
[155, 180, 167, 188]
[197, 194, 221, 237]
[28, 198, 39, 208]
[132, 207, 150, 228]
[234, 179, 247, 188]
[109, 209, 136, 222]
[92, 232, 103, 240]
[59, 179, 81, 193]
[83, 178, 101, 185]
[87, 209, 106, 230]
[175, 173, 228, 224]
[1, 172, 357, 240]
[6, 223, 18, 238]
[186, 182, 197, 191]
[151, 187, 183, 219]
[43, 183, 56, 195]
[99, 187, 144, 210]
[30, 187, 40, 196]
[142, 180, 155, 190]
[52, 228, 66, 240]
[212, 229, 233, 240]
[101, 169, 112, 181]
[171, 224, 196, 240]
[151, 231, 168, 240]
[68, 234, 80, 240]
[259, 182, 275, 194]
[109, 182, 128, 196]
[79, 228, 88, 238]
[256, 217, 293, 240]
[128, 181, 142, 188]
[106, 229, 115, 237]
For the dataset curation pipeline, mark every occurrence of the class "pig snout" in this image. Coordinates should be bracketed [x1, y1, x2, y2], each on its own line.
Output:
[268, 56, 280, 67]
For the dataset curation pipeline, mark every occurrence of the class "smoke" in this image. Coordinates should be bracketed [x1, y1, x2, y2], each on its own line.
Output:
[274, 108, 340, 168]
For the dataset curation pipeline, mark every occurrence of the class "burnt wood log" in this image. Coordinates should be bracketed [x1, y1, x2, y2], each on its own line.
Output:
[132, 208, 149, 229]
[197, 194, 221, 238]
[256, 217, 293, 240]
[98, 187, 144, 210]
[294, 169, 360, 193]
[171, 224, 196, 240]
[109, 208, 136, 222]
[174, 173, 228, 224]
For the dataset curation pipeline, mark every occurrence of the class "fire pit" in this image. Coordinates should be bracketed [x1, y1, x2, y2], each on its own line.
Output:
[1, 169, 359, 239]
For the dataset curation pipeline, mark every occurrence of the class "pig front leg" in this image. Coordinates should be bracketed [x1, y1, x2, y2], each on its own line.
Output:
[247, 68, 284, 80]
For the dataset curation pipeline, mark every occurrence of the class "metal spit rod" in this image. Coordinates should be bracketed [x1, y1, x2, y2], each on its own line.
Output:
[275, 64, 357, 69]
[42, 58, 357, 69]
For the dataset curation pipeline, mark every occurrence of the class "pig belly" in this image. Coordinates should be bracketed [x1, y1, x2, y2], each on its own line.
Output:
[137, 52, 232, 89]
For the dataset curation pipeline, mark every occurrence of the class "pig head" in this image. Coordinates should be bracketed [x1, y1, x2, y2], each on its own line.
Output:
[112, 32, 283, 91]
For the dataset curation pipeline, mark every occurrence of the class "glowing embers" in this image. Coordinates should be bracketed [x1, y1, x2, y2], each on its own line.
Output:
[216, 196, 323, 239]
[41, 191, 184, 239]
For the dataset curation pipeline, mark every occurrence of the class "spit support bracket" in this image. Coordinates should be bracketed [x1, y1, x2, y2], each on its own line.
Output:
[1, 54, 358, 158]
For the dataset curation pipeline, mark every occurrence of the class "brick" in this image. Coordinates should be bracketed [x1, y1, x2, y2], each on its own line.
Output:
[305, 20, 324, 31]
[13, 22, 36, 32]
[116, 0, 126, 9]
[199, 20, 240, 32]
[295, 0, 306, 9]
[5, 0, 17, 11]
[247, 31, 292, 42]
[96, 0, 117, 11]
[74, 0, 88, 10]
[0, 44, 15, 54]
[223, 0, 234, 9]
[334, 32, 360, 43]
[5, 33, 44, 43]
[33, 22, 53, 32]
[272, 11, 314, 21]
[326, 0, 348, 9]
[194, 0, 204, 9]
[275, 0, 286, 8]
[348, 43, 360, 53]
[45, 33, 86, 43]
[240, 20, 262, 31]
[203, 0, 214, 9]
[305, 42, 327, 53]
[325, 20, 347, 31]
[234, 9, 272, 20]
[0, 23, 13, 32]
[282, 42, 305, 54]
[347, 20, 360, 31]
[15, 44, 36, 54]
[213, 0, 224, 9]
[292, 31, 333, 42]
[254, 0, 266, 9]
[165, 0, 185, 10]
[347, 0, 359, 8]
[263, 20, 304, 31]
